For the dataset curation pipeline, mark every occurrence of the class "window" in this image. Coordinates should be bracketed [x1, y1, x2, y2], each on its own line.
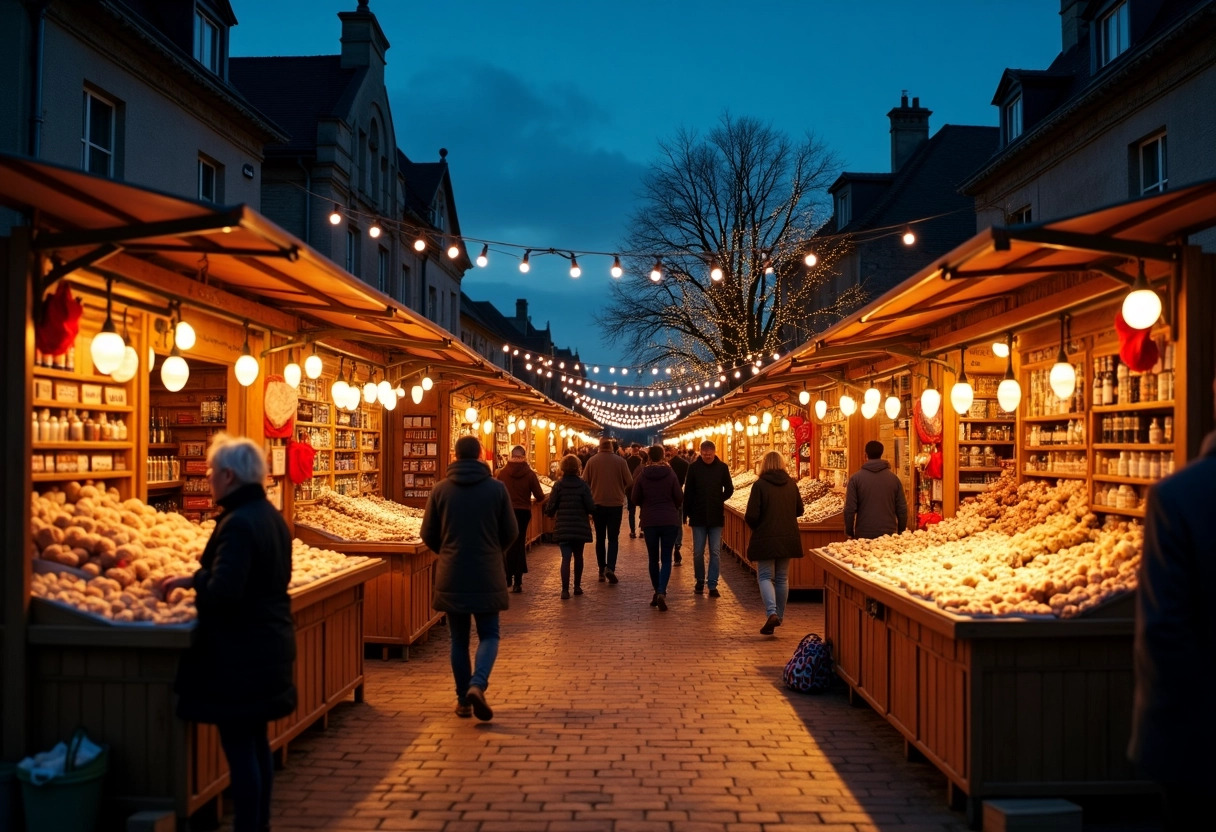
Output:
[1003, 96, 1023, 144]
[197, 156, 219, 202]
[358, 130, 367, 194]
[430, 191, 447, 233]
[1139, 133, 1168, 194]
[1006, 205, 1032, 225]
[450, 293, 458, 331]
[368, 122, 380, 204]
[835, 189, 851, 226]
[193, 9, 220, 74]
[427, 285, 438, 321]
[81, 90, 116, 176]
[1098, 2, 1129, 67]
[401, 265, 412, 308]
[377, 247, 388, 294]
[346, 228, 357, 275]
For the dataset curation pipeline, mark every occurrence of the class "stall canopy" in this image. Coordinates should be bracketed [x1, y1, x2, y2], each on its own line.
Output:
[668, 177, 1216, 433]
[0, 152, 597, 431]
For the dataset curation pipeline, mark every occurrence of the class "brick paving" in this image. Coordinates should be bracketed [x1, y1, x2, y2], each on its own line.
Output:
[257, 533, 975, 832]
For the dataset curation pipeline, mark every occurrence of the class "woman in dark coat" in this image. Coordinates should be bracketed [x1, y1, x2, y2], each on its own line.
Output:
[744, 451, 805, 634]
[544, 454, 595, 599]
[162, 434, 295, 832]
[631, 445, 683, 611]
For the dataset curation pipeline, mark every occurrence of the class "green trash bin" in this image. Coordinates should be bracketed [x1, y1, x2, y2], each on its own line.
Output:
[14, 731, 108, 832]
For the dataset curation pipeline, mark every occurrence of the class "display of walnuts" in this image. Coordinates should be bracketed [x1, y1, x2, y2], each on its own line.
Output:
[29, 484, 372, 625]
[725, 475, 844, 525]
[295, 491, 424, 542]
[819, 471, 1141, 618]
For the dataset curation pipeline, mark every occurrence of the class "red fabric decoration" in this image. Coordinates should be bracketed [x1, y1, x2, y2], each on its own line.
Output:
[287, 439, 316, 483]
[913, 398, 943, 444]
[925, 451, 944, 480]
[35, 282, 83, 356]
[1114, 310, 1160, 373]
[917, 511, 943, 531]
[263, 374, 297, 439]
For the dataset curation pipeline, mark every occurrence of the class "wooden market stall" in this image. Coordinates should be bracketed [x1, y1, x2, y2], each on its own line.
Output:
[0, 153, 598, 820]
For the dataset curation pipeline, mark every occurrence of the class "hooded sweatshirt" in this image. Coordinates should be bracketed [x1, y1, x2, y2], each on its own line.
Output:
[583, 448, 634, 507]
[843, 458, 908, 539]
[496, 459, 545, 511]
[743, 468, 805, 561]
[630, 463, 683, 528]
[422, 459, 518, 613]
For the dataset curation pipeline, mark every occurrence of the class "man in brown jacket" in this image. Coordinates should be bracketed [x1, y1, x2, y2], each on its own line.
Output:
[843, 441, 908, 539]
[582, 436, 634, 583]
[495, 445, 545, 592]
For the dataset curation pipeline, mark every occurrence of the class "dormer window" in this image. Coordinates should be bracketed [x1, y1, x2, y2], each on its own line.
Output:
[193, 9, 220, 74]
[1097, 2, 1129, 68]
[1003, 95, 1023, 144]
[431, 190, 448, 233]
[835, 189, 851, 227]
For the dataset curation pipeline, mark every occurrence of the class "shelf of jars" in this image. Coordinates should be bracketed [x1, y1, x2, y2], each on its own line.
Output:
[1015, 352, 1088, 484]
[816, 404, 848, 490]
[292, 377, 383, 503]
[32, 343, 136, 495]
[954, 374, 1018, 499]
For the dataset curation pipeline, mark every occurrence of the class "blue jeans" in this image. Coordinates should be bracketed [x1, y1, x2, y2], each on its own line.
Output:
[592, 505, 622, 572]
[691, 525, 723, 588]
[643, 525, 678, 594]
[448, 612, 500, 702]
[756, 558, 791, 619]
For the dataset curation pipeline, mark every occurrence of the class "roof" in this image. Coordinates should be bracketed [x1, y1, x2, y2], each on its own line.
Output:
[229, 56, 359, 154]
[668, 177, 1216, 431]
[0, 151, 597, 429]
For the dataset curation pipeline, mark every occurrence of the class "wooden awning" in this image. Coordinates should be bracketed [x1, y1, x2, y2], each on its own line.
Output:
[0, 152, 597, 431]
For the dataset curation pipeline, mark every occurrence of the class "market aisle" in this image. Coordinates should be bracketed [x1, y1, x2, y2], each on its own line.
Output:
[257, 532, 968, 832]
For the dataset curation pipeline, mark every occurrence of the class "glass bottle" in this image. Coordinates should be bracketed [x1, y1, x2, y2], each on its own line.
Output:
[1164, 416, 1174, 443]
[68, 410, 83, 442]
[1149, 453, 1161, 480]
[1101, 357, 1113, 405]
[1148, 418, 1162, 445]
[1117, 451, 1128, 477]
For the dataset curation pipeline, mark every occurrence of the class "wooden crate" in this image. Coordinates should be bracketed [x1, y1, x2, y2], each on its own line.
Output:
[26, 558, 385, 819]
[814, 551, 1149, 825]
[295, 526, 444, 654]
[721, 506, 842, 590]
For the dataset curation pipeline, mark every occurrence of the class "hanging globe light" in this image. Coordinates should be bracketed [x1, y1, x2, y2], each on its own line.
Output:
[861, 399, 879, 419]
[283, 362, 302, 388]
[798, 388, 810, 406]
[174, 317, 196, 351]
[234, 324, 259, 388]
[381, 390, 397, 411]
[304, 348, 323, 380]
[160, 346, 190, 392]
[1122, 261, 1162, 330]
[421, 372, 434, 391]
[1048, 315, 1076, 400]
[482, 420, 494, 435]
[839, 394, 856, 417]
[90, 280, 125, 375]
[814, 399, 828, 421]
[919, 375, 941, 420]
[465, 405, 478, 424]
[363, 378, 378, 403]
[950, 350, 974, 416]
[864, 385, 881, 407]
[996, 333, 1021, 413]
[410, 384, 424, 404]
[110, 345, 139, 383]
[331, 359, 350, 404]
[884, 392, 901, 420]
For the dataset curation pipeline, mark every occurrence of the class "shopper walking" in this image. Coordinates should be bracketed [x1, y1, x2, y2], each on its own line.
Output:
[631, 445, 683, 611]
[422, 435, 517, 721]
[665, 444, 690, 564]
[745, 451, 806, 634]
[683, 440, 734, 597]
[495, 444, 546, 592]
[543, 454, 596, 599]
[582, 436, 634, 583]
[1129, 373, 1216, 830]
[164, 435, 296, 832]
[625, 443, 644, 537]
[843, 440, 908, 539]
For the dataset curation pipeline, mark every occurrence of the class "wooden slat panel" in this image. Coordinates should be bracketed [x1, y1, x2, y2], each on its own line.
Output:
[889, 627, 918, 737]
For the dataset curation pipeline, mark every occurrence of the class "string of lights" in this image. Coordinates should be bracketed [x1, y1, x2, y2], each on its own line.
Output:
[570, 400, 684, 430]
[563, 388, 716, 412]
[271, 178, 966, 283]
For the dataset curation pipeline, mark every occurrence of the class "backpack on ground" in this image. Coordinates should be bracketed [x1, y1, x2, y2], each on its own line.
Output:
[783, 633, 833, 693]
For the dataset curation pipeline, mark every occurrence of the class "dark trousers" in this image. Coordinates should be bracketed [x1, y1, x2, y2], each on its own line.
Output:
[592, 504, 623, 572]
[559, 541, 585, 589]
[626, 496, 637, 534]
[643, 525, 678, 594]
[217, 719, 273, 832]
[504, 508, 532, 583]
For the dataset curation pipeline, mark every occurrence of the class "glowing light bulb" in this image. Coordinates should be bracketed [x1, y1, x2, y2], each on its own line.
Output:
[410, 384, 423, 404]
[304, 353, 323, 379]
[110, 345, 139, 383]
[884, 395, 901, 419]
[160, 352, 189, 392]
[950, 378, 974, 416]
[414, 237, 426, 252]
[465, 406, 478, 424]
[90, 325, 125, 375]
[815, 399, 828, 421]
[421, 375, 433, 391]
[363, 380, 378, 403]
[283, 362, 302, 388]
[174, 319, 196, 350]
[804, 252, 818, 267]
[920, 386, 941, 420]
[861, 399, 879, 419]
[611, 256, 623, 278]
[368, 222, 382, 239]
[998, 378, 1022, 413]
[447, 243, 460, 259]
[569, 257, 581, 278]
[902, 229, 916, 245]
[1049, 358, 1077, 400]
[839, 394, 856, 416]
[798, 389, 810, 406]
[476, 245, 489, 268]
[864, 386, 881, 407]
[331, 377, 350, 404]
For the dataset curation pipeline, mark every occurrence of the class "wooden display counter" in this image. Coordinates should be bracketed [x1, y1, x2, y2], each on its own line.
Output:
[528, 500, 547, 548]
[813, 549, 1148, 824]
[294, 525, 444, 658]
[721, 505, 844, 590]
[25, 558, 386, 820]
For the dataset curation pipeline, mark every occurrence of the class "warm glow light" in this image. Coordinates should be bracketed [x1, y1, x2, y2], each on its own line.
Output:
[1049, 359, 1077, 400]
[160, 352, 189, 392]
[861, 399, 879, 419]
[483, 420, 494, 435]
[569, 257, 581, 278]
[992, 341, 1010, 358]
[611, 256, 623, 279]
[110, 346, 139, 383]
[804, 252, 818, 267]
[414, 237, 426, 252]
[91, 328, 125, 375]
[369, 223, 382, 239]
[507, 422, 516, 435]
[148, 346, 156, 371]
[998, 378, 1022, 413]
[814, 399, 828, 421]
[363, 381, 378, 403]
[304, 353, 323, 379]
[780, 418, 790, 432]
[649, 259, 662, 282]
[381, 391, 397, 411]
[1122, 286, 1162, 330]
[477, 245, 489, 268]
[839, 394, 856, 416]
[710, 263, 724, 281]
[235, 354, 259, 387]
[447, 243, 460, 259]
[734, 420, 744, 432]
[884, 395, 901, 420]
[864, 386, 881, 407]
[283, 362, 302, 388]
[519, 251, 531, 273]
[410, 384, 424, 404]
[329, 205, 343, 225]
[902, 229, 916, 245]
[377, 380, 392, 401]
[762, 411, 772, 424]
[345, 387, 361, 411]
[950, 379, 974, 416]
[465, 406, 478, 423]
[748, 414, 758, 425]
[332, 377, 350, 404]
[920, 386, 941, 420]
[174, 320, 196, 350]
[421, 375, 434, 391]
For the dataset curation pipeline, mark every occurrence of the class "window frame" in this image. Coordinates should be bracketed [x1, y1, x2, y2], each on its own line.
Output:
[1138, 132, 1168, 195]
[1006, 205, 1032, 225]
[193, 8, 221, 74]
[835, 189, 851, 227]
[377, 246, 389, 294]
[1003, 95, 1023, 144]
[346, 228, 357, 275]
[197, 156, 218, 202]
[81, 89, 116, 177]
[1097, 1, 1130, 68]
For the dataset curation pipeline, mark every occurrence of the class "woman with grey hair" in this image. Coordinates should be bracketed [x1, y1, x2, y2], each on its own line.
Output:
[161, 433, 296, 832]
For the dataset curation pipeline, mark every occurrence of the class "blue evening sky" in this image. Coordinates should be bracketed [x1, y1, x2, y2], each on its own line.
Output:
[231, 1, 1062, 370]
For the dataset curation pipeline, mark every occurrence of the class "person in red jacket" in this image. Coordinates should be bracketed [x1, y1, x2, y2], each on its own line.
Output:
[495, 445, 546, 592]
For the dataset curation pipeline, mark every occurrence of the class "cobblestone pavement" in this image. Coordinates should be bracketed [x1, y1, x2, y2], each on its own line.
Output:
[250, 533, 1158, 831]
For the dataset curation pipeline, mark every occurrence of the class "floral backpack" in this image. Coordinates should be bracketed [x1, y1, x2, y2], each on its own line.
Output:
[783, 633, 833, 693]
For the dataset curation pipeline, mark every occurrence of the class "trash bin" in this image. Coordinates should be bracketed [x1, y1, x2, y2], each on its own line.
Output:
[14, 731, 108, 832]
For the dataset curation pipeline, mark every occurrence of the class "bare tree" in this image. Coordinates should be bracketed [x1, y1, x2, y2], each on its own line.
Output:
[598, 114, 864, 383]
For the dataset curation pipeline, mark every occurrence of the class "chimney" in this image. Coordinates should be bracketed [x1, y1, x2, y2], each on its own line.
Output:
[887, 92, 932, 172]
[338, 1, 390, 70]
[1059, 0, 1088, 53]
[515, 298, 528, 322]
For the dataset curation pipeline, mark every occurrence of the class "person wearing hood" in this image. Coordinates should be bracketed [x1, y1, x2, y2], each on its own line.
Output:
[631, 444, 684, 611]
[496, 444, 546, 592]
[843, 441, 908, 540]
[422, 436, 518, 721]
[744, 451, 806, 634]
[543, 454, 596, 599]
